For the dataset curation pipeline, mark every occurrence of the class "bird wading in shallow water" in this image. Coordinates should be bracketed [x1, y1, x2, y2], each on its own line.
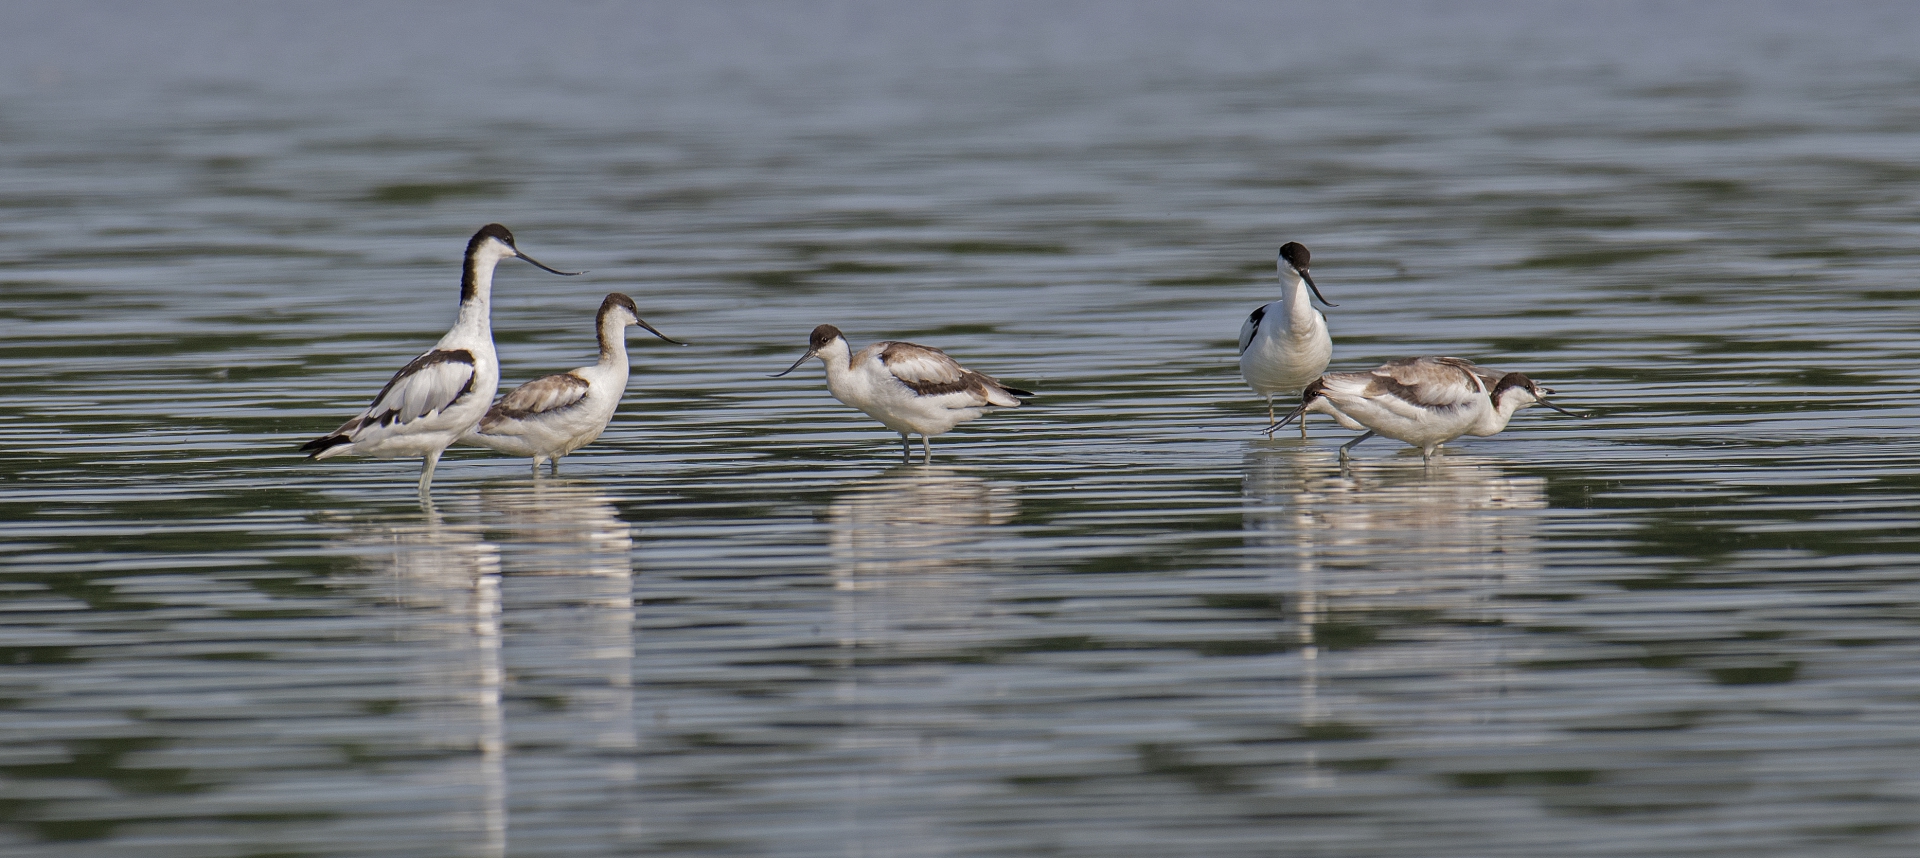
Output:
[1239, 241, 1336, 437]
[1267, 356, 1586, 464]
[771, 324, 1032, 463]
[460, 293, 683, 475]
[299, 224, 581, 493]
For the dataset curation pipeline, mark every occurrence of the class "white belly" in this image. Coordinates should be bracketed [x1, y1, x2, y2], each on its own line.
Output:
[345, 366, 498, 459]
[1240, 306, 1332, 395]
[830, 367, 993, 438]
[463, 389, 619, 459]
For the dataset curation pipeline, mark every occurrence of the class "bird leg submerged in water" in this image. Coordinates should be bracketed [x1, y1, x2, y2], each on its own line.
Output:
[1268, 358, 1588, 464]
[300, 224, 581, 493]
[459, 292, 683, 477]
[774, 324, 1030, 464]
[1240, 241, 1336, 438]
[1338, 430, 1375, 463]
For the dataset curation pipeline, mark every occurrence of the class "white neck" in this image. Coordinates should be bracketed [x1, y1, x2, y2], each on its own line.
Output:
[816, 338, 855, 391]
[1276, 263, 1318, 328]
[597, 318, 631, 371]
[1473, 391, 1531, 435]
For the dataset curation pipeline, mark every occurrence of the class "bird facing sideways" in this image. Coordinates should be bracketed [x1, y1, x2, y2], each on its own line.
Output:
[1239, 241, 1337, 436]
[299, 224, 581, 493]
[772, 324, 1032, 463]
[460, 293, 682, 475]
[1267, 356, 1585, 463]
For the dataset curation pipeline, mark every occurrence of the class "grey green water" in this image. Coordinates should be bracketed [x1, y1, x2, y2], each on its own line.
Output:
[5, 2, 1920, 855]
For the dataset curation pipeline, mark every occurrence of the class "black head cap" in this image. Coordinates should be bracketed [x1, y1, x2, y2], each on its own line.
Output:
[809, 324, 843, 351]
[469, 223, 516, 253]
[1279, 242, 1310, 270]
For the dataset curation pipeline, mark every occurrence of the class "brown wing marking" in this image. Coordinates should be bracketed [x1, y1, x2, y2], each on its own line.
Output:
[879, 341, 1032, 401]
[879, 342, 973, 396]
[480, 373, 591, 430]
[1363, 357, 1489, 411]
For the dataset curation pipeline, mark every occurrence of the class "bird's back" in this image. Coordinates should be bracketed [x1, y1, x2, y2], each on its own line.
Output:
[873, 341, 1029, 408]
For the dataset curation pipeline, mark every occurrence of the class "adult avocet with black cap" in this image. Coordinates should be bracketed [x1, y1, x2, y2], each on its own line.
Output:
[772, 324, 1032, 463]
[1266, 356, 1586, 463]
[460, 292, 682, 475]
[300, 224, 581, 493]
[1239, 241, 1336, 436]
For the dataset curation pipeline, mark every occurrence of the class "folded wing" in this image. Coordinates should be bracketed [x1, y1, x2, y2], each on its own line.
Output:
[300, 349, 478, 456]
[879, 341, 1029, 406]
[1362, 357, 1489, 418]
[1237, 305, 1266, 355]
[362, 349, 479, 428]
[480, 373, 591, 430]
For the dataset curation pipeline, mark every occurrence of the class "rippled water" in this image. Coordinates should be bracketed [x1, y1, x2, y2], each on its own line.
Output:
[6, 2, 1920, 855]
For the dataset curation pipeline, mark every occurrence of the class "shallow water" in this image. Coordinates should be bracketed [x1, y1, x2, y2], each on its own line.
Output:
[6, 2, 1920, 855]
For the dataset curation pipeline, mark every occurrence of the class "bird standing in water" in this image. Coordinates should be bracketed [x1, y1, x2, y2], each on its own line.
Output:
[300, 224, 580, 492]
[1268, 356, 1585, 463]
[1239, 241, 1336, 437]
[461, 293, 682, 475]
[772, 324, 1032, 463]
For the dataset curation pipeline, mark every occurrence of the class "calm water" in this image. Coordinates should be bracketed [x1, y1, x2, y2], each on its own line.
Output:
[5, 2, 1920, 855]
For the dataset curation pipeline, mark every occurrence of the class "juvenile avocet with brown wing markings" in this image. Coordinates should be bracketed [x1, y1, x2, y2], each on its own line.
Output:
[299, 224, 581, 493]
[1240, 241, 1337, 436]
[1267, 356, 1585, 463]
[772, 324, 1032, 463]
[460, 293, 682, 475]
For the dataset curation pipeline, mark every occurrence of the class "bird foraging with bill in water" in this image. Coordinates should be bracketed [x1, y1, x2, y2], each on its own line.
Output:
[1267, 356, 1586, 464]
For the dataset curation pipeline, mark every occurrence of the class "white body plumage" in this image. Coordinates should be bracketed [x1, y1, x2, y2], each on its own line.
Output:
[774, 324, 1032, 462]
[460, 293, 680, 474]
[1272, 356, 1583, 462]
[300, 224, 580, 492]
[1239, 241, 1335, 433]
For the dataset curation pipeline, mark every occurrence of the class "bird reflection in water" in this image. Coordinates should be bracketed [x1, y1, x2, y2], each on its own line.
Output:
[1241, 444, 1547, 786]
[821, 466, 1017, 837]
[479, 483, 637, 759]
[826, 466, 1017, 655]
[338, 484, 637, 855]
[341, 500, 507, 857]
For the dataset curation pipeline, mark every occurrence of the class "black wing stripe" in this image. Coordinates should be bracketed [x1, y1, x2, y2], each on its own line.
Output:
[364, 348, 476, 426]
[366, 349, 476, 409]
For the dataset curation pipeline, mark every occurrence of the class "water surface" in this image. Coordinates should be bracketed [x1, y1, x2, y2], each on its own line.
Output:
[5, 2, 1920, 855]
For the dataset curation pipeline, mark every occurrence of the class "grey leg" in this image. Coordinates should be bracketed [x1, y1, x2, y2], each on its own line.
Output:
[550, 457, 560, 476]
[530, 458, 542, 477]
[1337, 431, 1375, 464]
[418, 448, 442, 494]
[921, 435, 932, 464]
[901, 434, 912, 463]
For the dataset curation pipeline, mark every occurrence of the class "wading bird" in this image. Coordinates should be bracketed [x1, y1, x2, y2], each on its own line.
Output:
[461, 293, 682, 475]
[1239, 241, 1337, 436]
[300, 224, 580, 492]
[1268, 356, 1584, 463]
[772, 324, 1032, 463]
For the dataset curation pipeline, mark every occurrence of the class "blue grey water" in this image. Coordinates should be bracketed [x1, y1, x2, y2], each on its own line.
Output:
[4, 1, 1920, 855]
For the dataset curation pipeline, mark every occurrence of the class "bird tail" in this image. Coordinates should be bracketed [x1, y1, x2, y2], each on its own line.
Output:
[299, 433, 353, 460]
[989, 382, 1034, 406]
